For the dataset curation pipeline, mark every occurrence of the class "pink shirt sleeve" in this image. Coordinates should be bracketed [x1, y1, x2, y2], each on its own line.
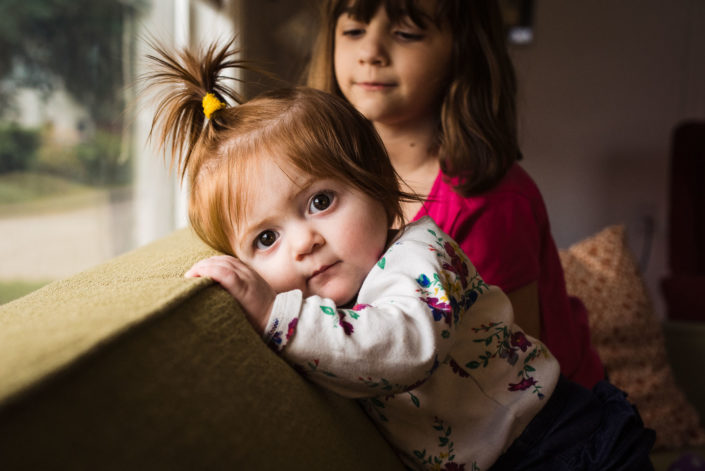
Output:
[452, 193, 541, 294]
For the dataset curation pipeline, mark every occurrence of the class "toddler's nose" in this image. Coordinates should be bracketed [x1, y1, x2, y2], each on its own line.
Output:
[293, 226, 325, 261]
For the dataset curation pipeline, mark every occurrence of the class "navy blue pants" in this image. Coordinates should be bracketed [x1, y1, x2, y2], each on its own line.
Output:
[489, 376, 656, 470]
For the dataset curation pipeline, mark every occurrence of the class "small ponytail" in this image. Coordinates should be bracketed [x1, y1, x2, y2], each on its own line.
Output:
[142, 36, 411, 256]
[143, 38, 246, 180]
[202, 92, 226, 120]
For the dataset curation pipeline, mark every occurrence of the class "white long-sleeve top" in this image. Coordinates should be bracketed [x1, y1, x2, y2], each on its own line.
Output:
[264, 217, 560, 470]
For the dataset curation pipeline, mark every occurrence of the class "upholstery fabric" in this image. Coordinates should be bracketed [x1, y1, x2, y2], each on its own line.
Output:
[0, 228, 404, 470]
[559, 225, 705, 450]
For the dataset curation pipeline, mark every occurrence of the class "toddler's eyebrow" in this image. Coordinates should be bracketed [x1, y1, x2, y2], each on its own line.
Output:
[282, 172, 317, 195]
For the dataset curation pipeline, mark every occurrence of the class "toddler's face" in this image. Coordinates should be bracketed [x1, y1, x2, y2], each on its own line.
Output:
[232, 158, 389, 306]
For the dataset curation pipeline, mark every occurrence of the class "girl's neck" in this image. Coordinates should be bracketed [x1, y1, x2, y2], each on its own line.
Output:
[373, 118, 438, 177]
[372, 117, 440, 223]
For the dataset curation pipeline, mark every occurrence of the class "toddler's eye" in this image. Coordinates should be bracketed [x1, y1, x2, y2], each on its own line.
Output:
[255, 230, 278, 250]
[309, 191, 334, 213]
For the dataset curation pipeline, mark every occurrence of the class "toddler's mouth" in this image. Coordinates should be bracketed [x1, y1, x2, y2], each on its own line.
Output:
[308, 262, 340, 282]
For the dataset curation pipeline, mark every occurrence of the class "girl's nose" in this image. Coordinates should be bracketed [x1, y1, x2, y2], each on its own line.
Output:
[358, 31, 389, 66]
[293, 226, 325, 261]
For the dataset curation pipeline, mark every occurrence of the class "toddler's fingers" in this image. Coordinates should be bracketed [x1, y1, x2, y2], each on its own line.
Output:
[184, 267, 200, 278]
[184, 255, 239, 278]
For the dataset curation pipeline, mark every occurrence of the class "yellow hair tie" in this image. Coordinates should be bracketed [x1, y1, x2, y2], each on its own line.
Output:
[202, 92, 226, 119]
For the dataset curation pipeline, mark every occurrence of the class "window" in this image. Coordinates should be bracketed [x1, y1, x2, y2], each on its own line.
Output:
[0, 0, 238, 304]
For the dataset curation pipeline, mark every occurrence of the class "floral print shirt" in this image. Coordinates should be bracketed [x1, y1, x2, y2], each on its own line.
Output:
[264, 217, 560, 470]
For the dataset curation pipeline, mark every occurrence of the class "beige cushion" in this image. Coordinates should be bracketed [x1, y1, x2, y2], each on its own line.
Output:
[559, 225, 705, 450]
[0, 228, 404, 470]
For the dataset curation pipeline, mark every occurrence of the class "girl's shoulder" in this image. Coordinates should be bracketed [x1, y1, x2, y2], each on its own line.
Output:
[429, 164, 545, 212]
[416, 165, 550, 250]
[494, 163, 541, 195]
[468, 164, 542, 202]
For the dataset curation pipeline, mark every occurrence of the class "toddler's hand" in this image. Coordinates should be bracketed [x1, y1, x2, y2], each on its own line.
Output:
[185, 255, 275, 335]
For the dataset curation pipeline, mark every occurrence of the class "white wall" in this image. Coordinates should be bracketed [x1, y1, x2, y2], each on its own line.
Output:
[510, 0, 705, 316]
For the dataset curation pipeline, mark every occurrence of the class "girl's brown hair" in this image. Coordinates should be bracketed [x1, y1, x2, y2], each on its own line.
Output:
[306, 0, 520, 196]
[144, 39, 412, 255]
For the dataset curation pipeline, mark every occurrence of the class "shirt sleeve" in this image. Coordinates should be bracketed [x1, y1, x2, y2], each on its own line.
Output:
[453, 193, 541, 294]
[262, 220, 493, 399]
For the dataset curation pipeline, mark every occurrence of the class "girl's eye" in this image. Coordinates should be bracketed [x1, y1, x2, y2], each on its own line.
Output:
[255, 230, 278, 250]
[337, 15, 366, 38]
[341, 27, 365, 38]
[309, 191, 334, 213]
[395, 30, 424, 41]
[393, 17, 426, 41]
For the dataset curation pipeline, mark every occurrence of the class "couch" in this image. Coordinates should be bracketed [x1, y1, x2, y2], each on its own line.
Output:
[1, 225, 703, 470]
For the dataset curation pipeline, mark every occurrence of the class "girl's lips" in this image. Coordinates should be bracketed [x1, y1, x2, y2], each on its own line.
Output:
[355, 81, 395, 91]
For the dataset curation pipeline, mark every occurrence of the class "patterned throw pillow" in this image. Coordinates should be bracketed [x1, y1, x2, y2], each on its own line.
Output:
[559, 225, 705, 450]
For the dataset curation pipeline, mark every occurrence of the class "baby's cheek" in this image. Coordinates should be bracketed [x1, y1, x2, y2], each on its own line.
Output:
[261, 268, 302, 295]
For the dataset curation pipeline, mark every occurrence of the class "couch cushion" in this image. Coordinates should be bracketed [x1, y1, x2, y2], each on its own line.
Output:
[559, 225, 705, 450]
[0, 228, 404, 470]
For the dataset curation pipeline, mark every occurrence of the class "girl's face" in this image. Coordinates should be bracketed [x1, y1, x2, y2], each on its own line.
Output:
[333, 0, 453, 127]
[232, 157, 389, 306]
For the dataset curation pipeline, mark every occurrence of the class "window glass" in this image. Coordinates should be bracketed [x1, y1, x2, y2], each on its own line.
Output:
[0, 0, 239, 305]
[0, 0, 144, 303]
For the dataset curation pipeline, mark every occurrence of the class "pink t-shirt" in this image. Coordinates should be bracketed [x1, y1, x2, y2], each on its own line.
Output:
[414, 163, 604, 388]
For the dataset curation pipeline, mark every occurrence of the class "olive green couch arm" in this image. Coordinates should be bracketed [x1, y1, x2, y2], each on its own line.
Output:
[0, 228, 404, 471]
